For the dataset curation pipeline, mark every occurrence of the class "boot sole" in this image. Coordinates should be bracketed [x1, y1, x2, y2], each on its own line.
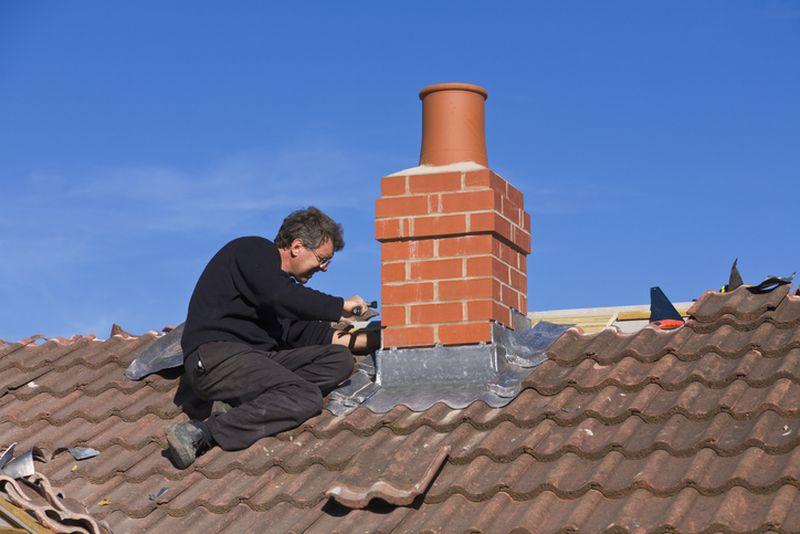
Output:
[165, 424, 196, 469]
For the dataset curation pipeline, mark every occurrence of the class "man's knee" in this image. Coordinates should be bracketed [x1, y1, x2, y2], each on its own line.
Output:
[329, 344, 355, 382]
[292, 382, 324, 421]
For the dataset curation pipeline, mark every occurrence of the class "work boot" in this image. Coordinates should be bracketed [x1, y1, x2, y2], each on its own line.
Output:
[165, 420, 214, 469]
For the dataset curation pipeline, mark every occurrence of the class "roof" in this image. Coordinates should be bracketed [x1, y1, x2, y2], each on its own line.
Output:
[2, 283, 800, 532]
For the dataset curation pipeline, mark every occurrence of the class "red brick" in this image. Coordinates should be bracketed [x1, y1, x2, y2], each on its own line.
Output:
[495, 303, 512, 327]
[383, 326, 435, 348]
[469, 212, 492, 233]
[511, 225, 531, 254]
[465, 256, 509, 283]
[494, 240, 521, 268]
[500, 196, 522, 226]
[440, 189, 497, 213]
[409, 258, 463, 280]
[470, 212, 513, 242]
[519, 254, 527, 272]
[376, 195, 428, 218]
[439, 322, 492, 345]
[519, 294, 527, 314]
[506, 182, 524, 207]
[410, 302, 462, 324]
[430, 194, 442, 214]
[523, 211, 531, 231]
[375, 218, 404, 240]
[465, 299, 510, 324]
[465, 299, 492, 321]
[464, 169, 506, 194]
[408, 172, 462, 193]
[509, 268, 527, 292]
[495, 215, 513, 242]
[500, 284, 520, 310]
[381, 176, 406, 197]
[381, 262, 406, 283]
[380, 305, 407, 326]
[438, 234, 493, 257]
[411, 214, 467, 238]
[382, 282, 435, 304]
[439, 278, 494, 300]
[382, 240, 434, 261]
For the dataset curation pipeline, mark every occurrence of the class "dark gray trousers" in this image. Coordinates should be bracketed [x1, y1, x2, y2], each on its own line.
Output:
[183, 341, 354, 450]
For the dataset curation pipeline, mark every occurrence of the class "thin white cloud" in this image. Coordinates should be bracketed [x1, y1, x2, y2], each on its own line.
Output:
[0, 143, 393, 279]
[64, 145, 385, 231]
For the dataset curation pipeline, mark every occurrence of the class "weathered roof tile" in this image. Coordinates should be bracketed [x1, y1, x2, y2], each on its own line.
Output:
[2, 284, 800, 531]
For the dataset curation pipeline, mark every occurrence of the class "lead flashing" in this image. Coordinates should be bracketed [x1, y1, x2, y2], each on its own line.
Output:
[326, 317, 572, 415]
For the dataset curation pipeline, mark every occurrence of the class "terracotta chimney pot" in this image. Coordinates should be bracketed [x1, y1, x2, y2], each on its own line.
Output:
[419, 82, 489, 167]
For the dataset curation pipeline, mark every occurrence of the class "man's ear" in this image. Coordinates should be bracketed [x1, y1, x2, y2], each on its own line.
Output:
[290, 238, 304, 257]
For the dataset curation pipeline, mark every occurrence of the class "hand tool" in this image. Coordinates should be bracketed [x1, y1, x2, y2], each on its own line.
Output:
[352, 300, 378, 317]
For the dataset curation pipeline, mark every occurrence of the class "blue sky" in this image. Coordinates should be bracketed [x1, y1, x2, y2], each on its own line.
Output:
[1, 1, 798, 341]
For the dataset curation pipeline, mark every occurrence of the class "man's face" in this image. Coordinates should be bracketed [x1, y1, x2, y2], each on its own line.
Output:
[289, 238, 334, 284]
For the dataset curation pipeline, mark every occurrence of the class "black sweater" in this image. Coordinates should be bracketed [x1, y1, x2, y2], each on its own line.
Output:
[181, 237, 344, 356]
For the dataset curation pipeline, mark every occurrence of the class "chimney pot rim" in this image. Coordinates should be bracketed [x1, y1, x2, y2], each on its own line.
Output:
[419, 82, 488, 101]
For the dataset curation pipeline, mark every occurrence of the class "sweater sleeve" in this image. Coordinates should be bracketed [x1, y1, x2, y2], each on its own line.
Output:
[233, 238, 344, 322]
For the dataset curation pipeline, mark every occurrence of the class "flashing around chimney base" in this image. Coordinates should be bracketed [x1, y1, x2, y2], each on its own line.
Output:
[326, 314, 572, 416]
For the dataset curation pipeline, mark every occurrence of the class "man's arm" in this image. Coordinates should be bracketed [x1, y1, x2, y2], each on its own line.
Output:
[234, 238, 370, 324]
[332, 329, 381, 355]
[234, 238, 344, 321]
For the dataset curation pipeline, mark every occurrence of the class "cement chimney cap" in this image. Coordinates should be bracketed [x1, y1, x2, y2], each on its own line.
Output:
[419, 82, 488, 101]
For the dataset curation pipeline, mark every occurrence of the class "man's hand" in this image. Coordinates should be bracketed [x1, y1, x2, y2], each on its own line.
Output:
[343, 295, 370, 318]
[337, 314, 357, 325]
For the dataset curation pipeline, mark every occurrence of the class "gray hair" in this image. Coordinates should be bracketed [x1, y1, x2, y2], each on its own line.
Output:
[274, 206, 344, 251]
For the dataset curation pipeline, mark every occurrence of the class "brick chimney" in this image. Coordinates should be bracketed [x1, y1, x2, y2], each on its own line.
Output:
[376, 83, 531, 348]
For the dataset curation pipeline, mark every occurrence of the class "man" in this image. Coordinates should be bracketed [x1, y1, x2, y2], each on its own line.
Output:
[165, 207, 378, 469]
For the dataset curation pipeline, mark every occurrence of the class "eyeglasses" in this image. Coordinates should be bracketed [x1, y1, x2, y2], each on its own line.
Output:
[304, 244, 333, 268]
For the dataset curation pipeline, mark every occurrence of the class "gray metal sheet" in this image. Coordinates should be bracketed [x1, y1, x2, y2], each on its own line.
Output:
[52, 447, 100, 461]
[124, 323, 185, 380]
[0, 443, 15, 470]
[325, 319, 572, 415]
[377, 342, 498, 386]
[1, 448, 45, 479]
